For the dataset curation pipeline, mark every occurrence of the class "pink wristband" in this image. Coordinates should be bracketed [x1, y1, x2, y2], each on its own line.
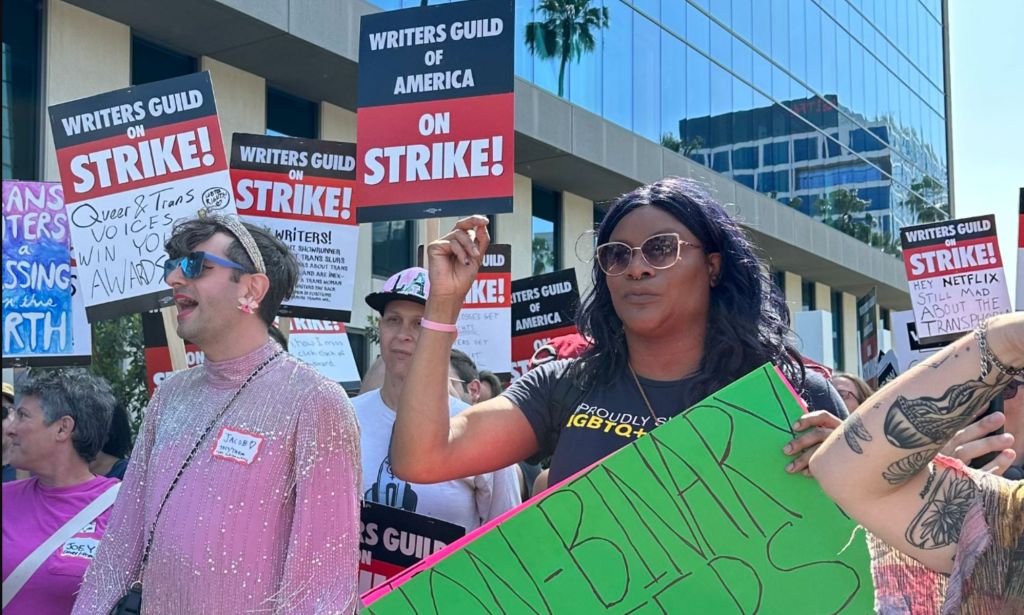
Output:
[420, 318, 458, 337]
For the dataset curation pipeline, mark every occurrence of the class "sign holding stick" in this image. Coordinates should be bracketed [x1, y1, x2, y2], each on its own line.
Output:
[2, 181, 92, 367]
[48, 71, 237, 322]
[510, 268, 580, 380]
[900, 214, 1011, 343]
[230, 133, 359, 321]
[356, 0, 514, 222]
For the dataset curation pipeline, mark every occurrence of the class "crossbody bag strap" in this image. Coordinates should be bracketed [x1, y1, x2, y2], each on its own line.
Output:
[133, 350, 283, 584]
[2, 482, 122, 608]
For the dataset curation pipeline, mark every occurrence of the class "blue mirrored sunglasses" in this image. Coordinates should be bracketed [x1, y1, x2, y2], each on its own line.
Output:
[162, 251, 252, 282]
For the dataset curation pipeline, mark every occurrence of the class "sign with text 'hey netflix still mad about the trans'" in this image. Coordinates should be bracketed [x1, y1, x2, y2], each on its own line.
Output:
[49, 72, 236, 322]
[356, 0, 514, 222]
[900, 214, 1010, 343]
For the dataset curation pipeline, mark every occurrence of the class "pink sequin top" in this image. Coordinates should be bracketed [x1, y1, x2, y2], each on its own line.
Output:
[72, 340, 362, 614]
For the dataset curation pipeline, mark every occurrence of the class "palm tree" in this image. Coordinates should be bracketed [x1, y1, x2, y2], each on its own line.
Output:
[525, 0, 610, 98]
[815, 189, 877, 242]
[905, 175, 948, 223]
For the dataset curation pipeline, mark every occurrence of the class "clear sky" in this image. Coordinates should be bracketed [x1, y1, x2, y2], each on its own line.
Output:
[948, 0, 1022, 306]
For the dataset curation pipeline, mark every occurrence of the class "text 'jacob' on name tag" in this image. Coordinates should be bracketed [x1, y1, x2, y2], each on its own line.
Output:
[212, 426, 265, 465]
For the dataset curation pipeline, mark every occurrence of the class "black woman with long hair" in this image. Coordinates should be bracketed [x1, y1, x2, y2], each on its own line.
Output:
[391, 176, 847, 489]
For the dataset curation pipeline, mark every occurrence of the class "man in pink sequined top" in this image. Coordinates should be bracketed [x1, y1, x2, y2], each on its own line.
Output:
[73, 216, 362, 614]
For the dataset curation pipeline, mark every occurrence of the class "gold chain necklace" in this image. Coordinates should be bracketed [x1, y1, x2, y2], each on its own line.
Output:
[628, 363, 660, 424]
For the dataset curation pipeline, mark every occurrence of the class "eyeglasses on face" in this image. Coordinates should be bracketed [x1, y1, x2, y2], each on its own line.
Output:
[162, 251, 252, 282]
[838, 389, 863, 404]
[594, 232, 703, 276]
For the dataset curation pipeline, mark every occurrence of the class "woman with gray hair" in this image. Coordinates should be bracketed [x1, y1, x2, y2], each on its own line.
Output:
[2, 370, 121, 615]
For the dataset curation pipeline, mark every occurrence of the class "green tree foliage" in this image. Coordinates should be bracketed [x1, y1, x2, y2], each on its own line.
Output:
[525, 0, 610, 98]
[905, 175, 948, 223]
[532, 235, 556, 275]
[89, 314, 148, 436]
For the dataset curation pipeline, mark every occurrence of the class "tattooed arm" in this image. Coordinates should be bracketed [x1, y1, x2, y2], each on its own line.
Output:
[809, 313, 1023, 574]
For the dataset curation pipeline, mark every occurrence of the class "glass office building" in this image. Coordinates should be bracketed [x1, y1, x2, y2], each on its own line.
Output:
[377, 0, 950, 253]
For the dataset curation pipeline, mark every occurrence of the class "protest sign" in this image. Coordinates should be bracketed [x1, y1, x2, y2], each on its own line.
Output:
[510, 269, 579, 380]
[454, 244, 511, 377]
[231, 133, 358, 321]
[900, 214, 1011, 343]
[360, 502, 466, 594]
[890, 310, 944, 374]
[288, 318, 361, 390]
[856, 287, 879, 385]
[3, 181, 91, 366]
[49, 71, 236, 321]
[356, 0, 514, 222]
[142, 311, 203, 393]
[361, 364, 873, 613]
[875, 350, 899, 387]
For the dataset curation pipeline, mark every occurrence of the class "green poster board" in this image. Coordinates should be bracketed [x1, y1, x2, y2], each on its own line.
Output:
[363, 364, 873, 613]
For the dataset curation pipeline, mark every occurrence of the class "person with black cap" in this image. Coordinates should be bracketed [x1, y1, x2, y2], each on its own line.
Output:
[353, 267, 521, 531]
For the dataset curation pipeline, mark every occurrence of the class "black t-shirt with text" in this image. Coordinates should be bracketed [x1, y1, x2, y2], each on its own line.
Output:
[502, 359, 848, 486]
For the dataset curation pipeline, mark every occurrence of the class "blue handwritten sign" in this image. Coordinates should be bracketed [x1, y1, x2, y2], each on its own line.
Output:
[2, 181, 74, 360]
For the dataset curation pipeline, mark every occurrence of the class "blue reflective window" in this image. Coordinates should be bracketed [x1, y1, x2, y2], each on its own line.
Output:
[850, 128, 884, 153]
[797, 164, 883, 190]
[751, 0, 771, 52]
[735, 174, 755, 189]
[661, 0, 685, 34]
[603, 1, 633, 128]
[712, 151, 730, 172]
[732, 0, 752, 40]
[633, 15, 660, 141]
[789, 0, 807, 84]
[514, 0, 533, 80]
[686, 3, 710, 53]
[826, 134, 842, 157]
[567, 1, 603, 114]
[732, 146, 758, 169]
[661, 32, 687, 142]
[805, 4, 823, 92]
[770, 0, 788, 65]
[762, 141, 789, 165]
[858, 186, 891, 211]
[686, 47, 711, 124]
[775, 170, 790, 192]
[756, 170, 788, 193]
[821, 16, 837, 95]
[793, 137, 819, 162]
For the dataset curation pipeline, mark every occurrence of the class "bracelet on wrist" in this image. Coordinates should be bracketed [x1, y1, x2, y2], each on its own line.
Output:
[975, 319, 1024, 378]
[420, 318, 458, 338]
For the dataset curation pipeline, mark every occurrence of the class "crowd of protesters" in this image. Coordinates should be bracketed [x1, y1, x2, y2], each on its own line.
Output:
[2, 177, 1021, 613]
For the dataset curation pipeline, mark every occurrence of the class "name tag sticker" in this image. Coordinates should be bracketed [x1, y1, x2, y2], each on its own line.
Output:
[61, 537, 100, 559]
[212, 426, 265, 465]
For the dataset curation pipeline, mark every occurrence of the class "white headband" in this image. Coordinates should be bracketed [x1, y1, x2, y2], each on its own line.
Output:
[198, 210, 266, 274]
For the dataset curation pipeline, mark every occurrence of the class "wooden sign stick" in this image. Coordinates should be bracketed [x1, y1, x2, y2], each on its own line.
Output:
[160, 306, 188, 371]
